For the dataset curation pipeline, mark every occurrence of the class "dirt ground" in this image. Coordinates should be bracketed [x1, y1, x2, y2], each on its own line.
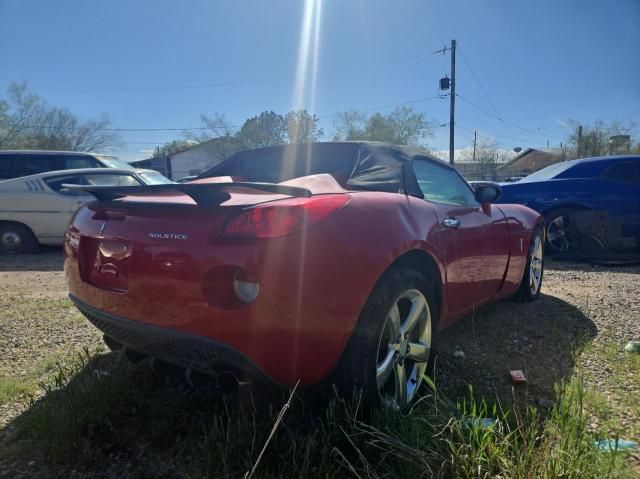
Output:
[0, 249, 639, 474]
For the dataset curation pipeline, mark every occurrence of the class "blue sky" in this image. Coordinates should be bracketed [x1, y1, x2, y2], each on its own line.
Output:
[1, 0, 639, 161]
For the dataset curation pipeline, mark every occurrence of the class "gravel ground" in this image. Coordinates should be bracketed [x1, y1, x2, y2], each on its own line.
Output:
[0, 250, 638, 475]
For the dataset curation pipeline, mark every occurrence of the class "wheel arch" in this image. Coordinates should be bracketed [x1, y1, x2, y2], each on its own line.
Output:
[540, 203, 592, 217]
[0, 220, 41, 253]
[381, 248, 444, 326]
[0, 219, 39, 238]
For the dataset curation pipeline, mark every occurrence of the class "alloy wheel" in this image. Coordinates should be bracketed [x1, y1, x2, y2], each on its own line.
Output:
[375, 289, 431, 410]
[529, 235, 543, 295]
[546, 215, 571, 252]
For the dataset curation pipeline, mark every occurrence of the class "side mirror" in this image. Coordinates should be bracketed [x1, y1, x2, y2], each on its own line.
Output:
[471, 182, 502, 204]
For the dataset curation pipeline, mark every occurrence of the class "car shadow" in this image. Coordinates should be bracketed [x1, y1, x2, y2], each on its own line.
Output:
[545, 258, 640, 274]
[0, 247, 63, 272]
[435, 292, 597, 408]
[0, 291, 599, 476]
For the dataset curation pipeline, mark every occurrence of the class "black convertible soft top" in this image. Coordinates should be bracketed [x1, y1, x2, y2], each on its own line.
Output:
[199, 141, 452, 199]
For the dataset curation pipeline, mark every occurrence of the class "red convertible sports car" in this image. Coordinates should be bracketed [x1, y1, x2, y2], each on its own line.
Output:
[64, 142, 544, 409]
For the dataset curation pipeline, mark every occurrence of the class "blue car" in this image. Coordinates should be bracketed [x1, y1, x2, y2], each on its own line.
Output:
[497, 155, 640, 255]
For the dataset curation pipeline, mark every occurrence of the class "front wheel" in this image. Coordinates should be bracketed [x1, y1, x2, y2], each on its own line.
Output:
[517, 227, 544, 301]
[334, 267, 437, 411]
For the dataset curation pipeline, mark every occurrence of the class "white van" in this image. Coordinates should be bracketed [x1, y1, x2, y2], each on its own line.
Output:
[0, 150, 133, 180]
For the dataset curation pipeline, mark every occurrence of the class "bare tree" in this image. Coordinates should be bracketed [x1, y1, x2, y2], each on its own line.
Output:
[458, 138, 505, 181]
[182, 112, 241, 162]
[0, 82, 43, 149]
[185, 112, 236, 143]
[0, 81, 122, 152]
[567, 119, 637, 159]
[29, 108, 122, 152]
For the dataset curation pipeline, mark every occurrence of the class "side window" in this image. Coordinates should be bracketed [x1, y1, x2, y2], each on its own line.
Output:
[64, 156, 99, 170]
[0, 156, 16, 179]
[603, 162, 640, 184]
[22, 155, 58, 176]
[43, 174, 87, 196]
[45, 173, 140, 196]
[413, 159, 477, 206]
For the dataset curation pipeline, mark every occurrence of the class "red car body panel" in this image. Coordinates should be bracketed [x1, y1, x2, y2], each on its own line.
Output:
[65, 170, 541, 387]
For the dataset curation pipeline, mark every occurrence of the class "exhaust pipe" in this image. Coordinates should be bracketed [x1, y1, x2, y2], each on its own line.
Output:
[181, 367, 240, 394]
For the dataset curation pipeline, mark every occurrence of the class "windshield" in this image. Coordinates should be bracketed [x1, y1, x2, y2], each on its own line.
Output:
[518, 161, 576, 182]
[137, 171, 173, 185]
[97, 157, 135, 170]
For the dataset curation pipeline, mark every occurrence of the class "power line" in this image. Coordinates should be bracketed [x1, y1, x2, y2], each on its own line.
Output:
[27, 95, 444, 132]
[457, 47, 515, 142]
[456, 122, 543, 145]
[457, 94, 564, 140]
[41, 52, 431, 94]
[455, 123, 557, 150]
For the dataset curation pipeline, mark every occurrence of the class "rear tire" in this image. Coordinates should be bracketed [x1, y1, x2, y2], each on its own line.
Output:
[544, 208, 580, 254]
[333, 267, 438, 411]
[0, 223, 40, 254]
[517, 227, 544, 302]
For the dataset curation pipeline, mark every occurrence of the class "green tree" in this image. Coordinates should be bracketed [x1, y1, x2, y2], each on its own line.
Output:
[285, 110, 323, 144]
[332, 106, 434, 146]
[236, 111, 286, 149]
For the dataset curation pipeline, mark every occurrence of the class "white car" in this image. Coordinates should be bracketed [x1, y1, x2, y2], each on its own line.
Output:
[0, 168, 172, 254]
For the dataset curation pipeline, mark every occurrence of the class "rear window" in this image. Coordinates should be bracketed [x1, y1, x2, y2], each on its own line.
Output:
[603, 161, 640, 184]
[137, 171, 173, 185]
[96, 157, 134, 170]
[519, 161, 576, 182]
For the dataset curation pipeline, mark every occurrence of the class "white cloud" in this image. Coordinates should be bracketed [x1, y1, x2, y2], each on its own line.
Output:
[549, 115, 570, 128]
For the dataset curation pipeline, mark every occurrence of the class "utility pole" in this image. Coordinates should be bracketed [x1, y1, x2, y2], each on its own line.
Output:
[449, 39, 456, 166]
[472, 130, 477, 162]
[577, 125, 583, 159]
[434, 39, 457, 166]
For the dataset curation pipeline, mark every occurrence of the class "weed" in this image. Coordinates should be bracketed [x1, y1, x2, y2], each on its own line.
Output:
[14, 350, 633, 478]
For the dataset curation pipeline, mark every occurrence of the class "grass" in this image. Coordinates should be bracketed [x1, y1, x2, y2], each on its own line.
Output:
[578, 339, 640, 442]
[0, 377, 36, 406]
[12, 350, 634, 478]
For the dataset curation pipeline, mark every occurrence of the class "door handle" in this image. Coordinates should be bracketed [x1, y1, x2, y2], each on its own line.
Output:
[442, 218, 461, 229]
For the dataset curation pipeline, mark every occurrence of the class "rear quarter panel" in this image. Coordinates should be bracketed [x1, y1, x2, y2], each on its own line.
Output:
[2, 177, 75, 244]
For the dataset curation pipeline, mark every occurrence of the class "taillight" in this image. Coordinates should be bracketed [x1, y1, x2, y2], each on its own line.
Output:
[224, 194, 350, 238]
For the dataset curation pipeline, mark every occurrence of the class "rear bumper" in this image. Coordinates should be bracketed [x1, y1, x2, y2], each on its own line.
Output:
[70, 294, 279, 386]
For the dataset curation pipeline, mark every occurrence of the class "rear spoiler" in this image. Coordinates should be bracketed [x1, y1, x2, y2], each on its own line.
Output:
[61, 182, 312, 206]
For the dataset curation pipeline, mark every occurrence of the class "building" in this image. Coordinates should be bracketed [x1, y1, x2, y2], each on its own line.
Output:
[128, 157, 170, 177]
[453, 162, 487, 181]
[608, 135, 631, 155]
[168, 138, 230, 180]
[497, 148, 563, 180]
